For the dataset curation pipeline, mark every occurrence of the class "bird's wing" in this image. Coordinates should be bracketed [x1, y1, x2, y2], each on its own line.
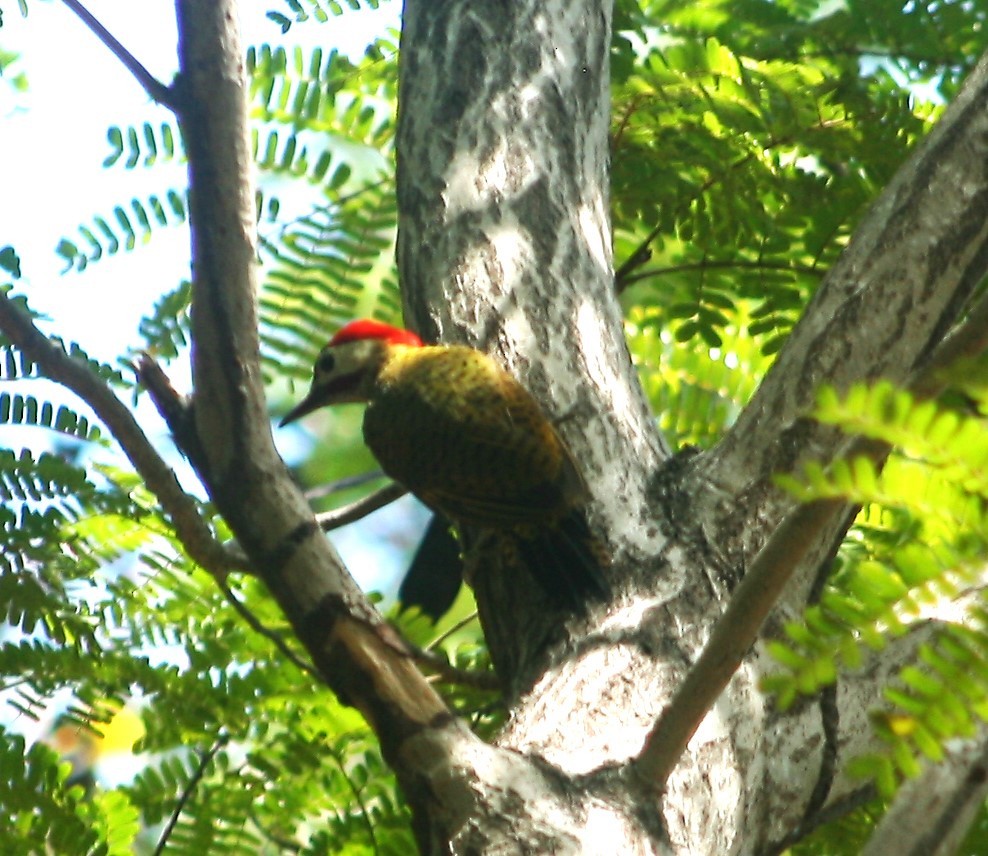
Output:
[366, 345, 586, 529]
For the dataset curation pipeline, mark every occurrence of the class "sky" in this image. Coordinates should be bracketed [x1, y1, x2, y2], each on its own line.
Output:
[0, 1, 427, 603]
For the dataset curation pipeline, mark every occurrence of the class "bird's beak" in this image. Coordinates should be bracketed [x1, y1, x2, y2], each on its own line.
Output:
[279, 388, 325, 427]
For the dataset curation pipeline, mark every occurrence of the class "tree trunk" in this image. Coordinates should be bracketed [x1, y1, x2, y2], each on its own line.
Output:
[395, 0, 988, 852]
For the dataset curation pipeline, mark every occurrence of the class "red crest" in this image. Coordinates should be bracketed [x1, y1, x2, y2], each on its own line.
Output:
[329, 319, 424, 348]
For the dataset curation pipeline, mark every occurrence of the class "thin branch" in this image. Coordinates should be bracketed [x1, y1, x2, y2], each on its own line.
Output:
[613, 154, 757, 289]
[424, 610, 481, 652]
[304, 470, 387, 502]
[613, 221, 663, 285]
[172, 1, 458, 783]
[326, 745, 381, 856]
[316, 483, 407, 531]
[610, 94, 647, 153]
[654, 21, 967, 72]
[0, 292, 243, 578]
[613, 121, 846, 293]
[214, 476, 402, 564]
[218, 579, 320, 678]
[633, 289, 988, 789]
[617, 259, 824, 290]
[153, 733, 230, 856]
[861, 728, 988, 856]
[633, 497, 846, 788]
[61, 0, 176, 108]
[406, 642, 500, 690]
[246, 805, 303, 853]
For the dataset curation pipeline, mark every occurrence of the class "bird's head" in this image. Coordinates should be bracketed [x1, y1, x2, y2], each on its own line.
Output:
[279, 319, 424, 426]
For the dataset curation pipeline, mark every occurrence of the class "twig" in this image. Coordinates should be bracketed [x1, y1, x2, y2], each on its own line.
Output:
[406, 643, 500, 690]
[613, 153, 757, 290]
[0, 292, 243, 578]
[61, 0, 176, 108]
[246, 805, 302, 853]
[613, 221, 662, 286]
[304, 470, 387, 501]
[614, 126, 827, 293]
[326, 745, 381, 856]
[424, 610, 481, 652]
[218, 579, 320, 678]
[632, 289, 988, 789]
[153, 733, 230, 856]
[315, 483, 407, 531]
[617, 259, 824, 290]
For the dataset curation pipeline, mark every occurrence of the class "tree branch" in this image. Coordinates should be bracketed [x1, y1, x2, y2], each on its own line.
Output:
[862, 725, 988, 855]
[424, 611, 480, 652]
[617, 258, 824, 290]
[152, 732, 229, 856]
[397, 0, 668, 694]
[695, 49, 988, 562]
[406, 642, 500, 691]
[218, 579, 318, 678]
[302, 469, 386, 501]
[61, 0, 176, 108]
[0, 291, 242, 578]
[634, 288, 988, 788]
[167, 10, 491, 844]
[316, 483, 407, 531]
[632, 497, 845, 787]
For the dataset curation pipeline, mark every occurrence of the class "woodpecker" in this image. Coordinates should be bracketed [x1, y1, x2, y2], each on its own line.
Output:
[280, 319, 609, 608]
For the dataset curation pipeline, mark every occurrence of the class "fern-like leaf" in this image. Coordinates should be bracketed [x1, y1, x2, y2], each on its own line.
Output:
[104, 121, 182, 169]
[0, 394, 104, 443]
[259, 180, 400, 382]
[56, 191, 188, 273]
[766, 381, 988, 793]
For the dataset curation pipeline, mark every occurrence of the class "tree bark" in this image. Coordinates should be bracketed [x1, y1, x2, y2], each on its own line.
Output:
[396, 0, 988, 851]
[396, 0, 668, 690]
[862, 727, 988, 856]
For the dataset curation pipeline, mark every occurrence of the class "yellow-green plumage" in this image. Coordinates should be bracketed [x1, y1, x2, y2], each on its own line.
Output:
[365, 344, 585, 532]
[280, 319, 609, 607]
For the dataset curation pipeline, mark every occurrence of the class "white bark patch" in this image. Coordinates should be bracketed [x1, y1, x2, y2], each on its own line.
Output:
[517, 81, 544, 117]
[576, 299, 664, 550]
[485, 222, 529, 286]
[444, 149, 485, 214]
[577, 198, 611, 274]
[600, 594, 684, 634]
[511, 644, 670, 775]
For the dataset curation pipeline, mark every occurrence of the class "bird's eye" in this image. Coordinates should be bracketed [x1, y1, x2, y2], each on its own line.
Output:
[317, 352, 336, 374]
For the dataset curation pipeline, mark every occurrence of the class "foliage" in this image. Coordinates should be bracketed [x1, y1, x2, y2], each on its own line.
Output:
[3, 0, 988, 852]
[0, 726, 141, 856]
[768, 376, 988, 795]
[788, 798, 886, 856]
[627, 303, 773, 448]
[267, 0, 384, 34]
[0, 46, 28, 95]
[611, 0, 946, 354]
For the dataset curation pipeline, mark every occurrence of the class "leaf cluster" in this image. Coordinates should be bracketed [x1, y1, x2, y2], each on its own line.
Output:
[0, 727, 140, 856]
[767, 376, 988, 796]
[612, 0, 958, 354]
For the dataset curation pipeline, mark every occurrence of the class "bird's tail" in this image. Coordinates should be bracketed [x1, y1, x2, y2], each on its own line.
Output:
[514, 510, 611, 609]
